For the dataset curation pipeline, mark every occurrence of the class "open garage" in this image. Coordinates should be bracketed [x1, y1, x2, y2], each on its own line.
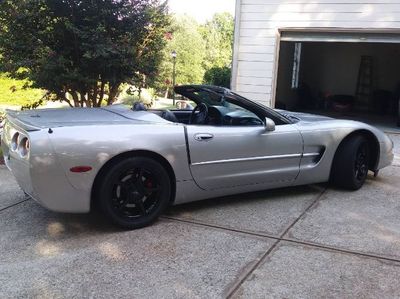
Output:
[231, 1, 400, 131]
[275, 31, 400, 129]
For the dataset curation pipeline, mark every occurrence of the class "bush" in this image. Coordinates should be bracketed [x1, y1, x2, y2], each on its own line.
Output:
[118, 85, 155, 108]
[0, 111, 4, 162]
[203, 66, 231, 88]
[0, 73, 45, 108]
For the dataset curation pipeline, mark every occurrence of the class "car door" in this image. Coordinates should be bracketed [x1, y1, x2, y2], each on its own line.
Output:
[186, 124, 303, 190]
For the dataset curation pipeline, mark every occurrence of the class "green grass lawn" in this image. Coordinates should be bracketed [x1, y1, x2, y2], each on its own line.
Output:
[0, 73, 45, 108]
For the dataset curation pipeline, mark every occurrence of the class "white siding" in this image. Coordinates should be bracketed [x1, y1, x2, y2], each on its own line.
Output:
[232, 0, 400, 107]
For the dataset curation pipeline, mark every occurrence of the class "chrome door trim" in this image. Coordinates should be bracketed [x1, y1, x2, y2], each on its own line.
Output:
[191, 152, 321, 166]
[191, 153, 302, 166]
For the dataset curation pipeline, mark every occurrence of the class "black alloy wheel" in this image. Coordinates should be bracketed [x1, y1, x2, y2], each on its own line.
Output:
[331, 135, 370, 190]
[354, 142, 369, 183]
[98, 157, 171, 229]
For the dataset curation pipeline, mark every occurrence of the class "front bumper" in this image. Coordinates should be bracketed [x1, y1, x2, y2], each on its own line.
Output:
[377, 136, 394, 170]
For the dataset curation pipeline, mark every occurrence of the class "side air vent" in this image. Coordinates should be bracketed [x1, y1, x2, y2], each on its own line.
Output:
[302, 147, 325, 167]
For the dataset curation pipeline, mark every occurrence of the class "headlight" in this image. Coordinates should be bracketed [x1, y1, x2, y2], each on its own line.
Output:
[18, 137, 30, 158]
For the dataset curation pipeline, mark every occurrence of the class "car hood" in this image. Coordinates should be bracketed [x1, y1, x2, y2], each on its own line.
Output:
[275, 109, 333, 123]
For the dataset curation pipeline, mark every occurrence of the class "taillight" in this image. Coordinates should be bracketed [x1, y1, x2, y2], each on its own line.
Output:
[11, 132, 19, 151]
[9, 131, 30, 158]
[18, 137, 30, 158]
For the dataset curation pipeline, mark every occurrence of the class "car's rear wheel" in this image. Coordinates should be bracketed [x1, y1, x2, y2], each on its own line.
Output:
[98, 157, 171, 229]
[331, 135, 370, 190]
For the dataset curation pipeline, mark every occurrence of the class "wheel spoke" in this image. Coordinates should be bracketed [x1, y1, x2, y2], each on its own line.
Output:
[119, 177, 135, 191]
[113, 196, 127, 210]
[354, 148, 368, 180]
[135, 199, 147, 215]
[135, 170, 159, 196]
[142, 180, 159, 195]
[118, 181, 129, 192]
[109, 165, 162, 219]
[145, 186, 159, 194]
[134, 168, 144, 182]
[134, 180, 147, 196]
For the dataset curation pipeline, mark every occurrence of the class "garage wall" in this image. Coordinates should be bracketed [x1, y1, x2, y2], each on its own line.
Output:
[275, 42, 400, 110]
[231, 0, 400, 107]
[302, 42, 400, 96]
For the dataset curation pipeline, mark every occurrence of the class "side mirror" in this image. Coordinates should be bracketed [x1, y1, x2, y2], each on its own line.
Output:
[264, 117, 276, 132]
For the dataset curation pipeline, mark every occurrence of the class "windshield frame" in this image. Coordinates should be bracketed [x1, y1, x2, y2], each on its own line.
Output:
[174, 85, 293, 125]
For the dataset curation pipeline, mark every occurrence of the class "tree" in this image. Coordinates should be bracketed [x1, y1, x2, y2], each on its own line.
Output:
[200, 13, 234, 72]
[155, 15, 206, 95]
[203, 66, 231, 88]
[0, 0, 169, 107]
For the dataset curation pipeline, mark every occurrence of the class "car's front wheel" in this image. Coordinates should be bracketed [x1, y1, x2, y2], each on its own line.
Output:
[331, 135, 370, 190]
[98, 157, 171, 229]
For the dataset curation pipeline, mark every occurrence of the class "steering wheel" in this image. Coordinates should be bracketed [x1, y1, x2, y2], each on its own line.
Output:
[189, 103, 208, 125]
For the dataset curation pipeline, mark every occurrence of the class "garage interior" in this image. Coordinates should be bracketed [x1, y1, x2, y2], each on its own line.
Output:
[275, 31, 400, 130]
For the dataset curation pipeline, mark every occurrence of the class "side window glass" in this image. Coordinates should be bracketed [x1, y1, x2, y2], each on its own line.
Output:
[219, 100, 264, 126]
[175, 100, 196, 111]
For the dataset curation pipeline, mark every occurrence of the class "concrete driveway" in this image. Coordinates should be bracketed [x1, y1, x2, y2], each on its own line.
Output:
[1, 134, 399, 299]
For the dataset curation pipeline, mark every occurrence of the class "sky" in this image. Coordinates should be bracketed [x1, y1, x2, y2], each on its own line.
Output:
[168, 0, 236, 23]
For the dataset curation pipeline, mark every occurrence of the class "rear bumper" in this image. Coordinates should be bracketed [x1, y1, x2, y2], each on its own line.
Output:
[5, 150, 91, 213]
[2, 127, 91, 214]
[3, 141, 41, 205]
[5, 154, 43, 207]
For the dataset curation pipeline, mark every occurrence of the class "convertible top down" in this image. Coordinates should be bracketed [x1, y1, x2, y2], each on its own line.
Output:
[1, 85, 394, 228]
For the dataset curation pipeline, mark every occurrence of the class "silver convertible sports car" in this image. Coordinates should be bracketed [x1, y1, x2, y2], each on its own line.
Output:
[1, 85, 394, 229]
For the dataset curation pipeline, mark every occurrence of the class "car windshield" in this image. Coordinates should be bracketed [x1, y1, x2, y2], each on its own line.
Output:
[175, 85, 293, 125]
[230, 91, 293, 124]
[190, 90, 224, 106]
[191, 90, 261, 120]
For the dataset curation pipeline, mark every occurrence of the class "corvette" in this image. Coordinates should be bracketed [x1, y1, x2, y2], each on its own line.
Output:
[1, 85, 394, 228]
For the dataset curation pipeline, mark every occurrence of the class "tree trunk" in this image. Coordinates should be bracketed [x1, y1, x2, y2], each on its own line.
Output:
[138, 86, 142, 101]
[71, 92, 80, 107]
[80, 91, 85, 107]
[57, 91, 73, 108]
[91, 82, 99, 107]
[79, 90, 91, 107]
[107, 83, 120, 105]
[97, 81, 106, 107]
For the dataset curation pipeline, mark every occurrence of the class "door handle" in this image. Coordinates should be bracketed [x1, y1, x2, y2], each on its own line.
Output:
[194, 133, 214, 141]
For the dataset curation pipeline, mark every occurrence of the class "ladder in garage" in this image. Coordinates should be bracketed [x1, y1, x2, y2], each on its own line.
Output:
[355, 55, 373, 112]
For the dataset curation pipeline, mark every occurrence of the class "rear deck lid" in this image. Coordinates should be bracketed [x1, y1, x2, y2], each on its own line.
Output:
[6, 106, 167, 131]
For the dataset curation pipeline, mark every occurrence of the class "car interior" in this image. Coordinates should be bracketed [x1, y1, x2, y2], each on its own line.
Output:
[131, 86, 283, 127]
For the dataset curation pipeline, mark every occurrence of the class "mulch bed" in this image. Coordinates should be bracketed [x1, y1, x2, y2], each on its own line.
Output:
[0, 157, 4, 165]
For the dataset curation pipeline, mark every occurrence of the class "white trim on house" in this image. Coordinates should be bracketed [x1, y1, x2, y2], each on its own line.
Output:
[280, 29, 400, 43]
[231, 0, 242, 92]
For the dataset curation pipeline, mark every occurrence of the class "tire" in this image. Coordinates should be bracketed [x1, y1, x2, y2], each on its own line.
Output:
[98, 157, 171, 229]
[331, 135, 370, 190]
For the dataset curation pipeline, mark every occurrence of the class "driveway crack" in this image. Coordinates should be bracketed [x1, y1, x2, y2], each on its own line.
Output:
[225, 186, 327, 298]
[280, 186, 327, 238]
[165, 184, 400, 298]
[0, 197, 30, 214]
